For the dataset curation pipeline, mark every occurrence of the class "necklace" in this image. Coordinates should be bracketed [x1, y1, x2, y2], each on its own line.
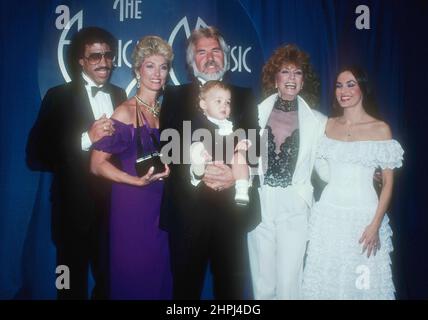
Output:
[337, 117, 374, 138]
[135, 95, 161, 118]
[335, 118, 354, 137]
[345, 121, 352, 137]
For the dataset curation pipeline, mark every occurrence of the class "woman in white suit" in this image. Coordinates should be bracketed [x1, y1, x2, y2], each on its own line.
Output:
[248, 44, 327, 299]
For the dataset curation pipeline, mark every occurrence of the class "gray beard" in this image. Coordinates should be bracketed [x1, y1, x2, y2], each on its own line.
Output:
[192, 62, 226, 82]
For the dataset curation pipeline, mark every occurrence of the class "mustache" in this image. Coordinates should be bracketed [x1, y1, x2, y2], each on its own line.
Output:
[94, 67, 111, 72]
[203, 60, 220, 70]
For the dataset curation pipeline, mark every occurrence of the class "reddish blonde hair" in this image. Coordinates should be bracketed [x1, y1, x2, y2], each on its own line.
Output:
[262, 44, 319, 107]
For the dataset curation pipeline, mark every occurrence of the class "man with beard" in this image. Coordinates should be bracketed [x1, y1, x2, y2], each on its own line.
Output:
[26, 27, 127, 299]
[159, 26, 260, 299]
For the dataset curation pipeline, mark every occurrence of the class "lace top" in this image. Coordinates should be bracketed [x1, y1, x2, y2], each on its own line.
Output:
[274, 96, 298, 112]
[263, 97, 299, 188]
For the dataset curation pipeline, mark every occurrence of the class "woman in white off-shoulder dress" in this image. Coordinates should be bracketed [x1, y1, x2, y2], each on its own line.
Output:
[302, 66, 404, 300]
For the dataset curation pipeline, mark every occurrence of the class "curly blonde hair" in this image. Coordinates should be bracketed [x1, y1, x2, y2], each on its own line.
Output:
[132, 36, 174, 75]
[261, 44, 320, 107]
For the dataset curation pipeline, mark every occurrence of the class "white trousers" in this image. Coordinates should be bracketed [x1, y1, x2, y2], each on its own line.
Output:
[248, 186, 309, 299]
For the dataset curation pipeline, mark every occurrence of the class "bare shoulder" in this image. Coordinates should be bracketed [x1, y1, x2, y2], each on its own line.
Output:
[326, 117, 339, 131]
[111, 100, 135, 124]
[370, 120, 392, 140]
[328, 117, 340, 124]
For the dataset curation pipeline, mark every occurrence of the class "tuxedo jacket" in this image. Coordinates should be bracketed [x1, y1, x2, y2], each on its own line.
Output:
[26, 79, 127, 242]
[257, 93, 327, 207]
[159, 80, 261, 232]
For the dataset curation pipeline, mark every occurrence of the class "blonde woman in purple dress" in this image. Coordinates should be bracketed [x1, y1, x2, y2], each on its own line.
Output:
[90, 36, 173, 299]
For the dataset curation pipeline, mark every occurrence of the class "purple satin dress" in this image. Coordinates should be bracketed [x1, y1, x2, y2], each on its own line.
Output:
[93, 119, 172, 299]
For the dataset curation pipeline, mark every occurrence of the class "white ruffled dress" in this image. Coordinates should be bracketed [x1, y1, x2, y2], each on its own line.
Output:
[302, 135, 404, 300]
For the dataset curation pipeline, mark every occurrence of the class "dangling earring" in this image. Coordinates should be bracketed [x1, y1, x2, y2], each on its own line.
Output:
[275, 82, 278, 89]
[162, 84, 165, 91]
[136, 74, 141, 89]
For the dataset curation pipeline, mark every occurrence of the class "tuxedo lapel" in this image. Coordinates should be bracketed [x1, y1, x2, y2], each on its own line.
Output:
[104, 82, 124, 109]
[72, 80, 123, 131]
[256, 93, 280, 185]
[186, 81, 201, 120]
[71, 80, 95, 132]
[293, 95, 317, 180]
[229, 86, 242, 124]
[257, 93, 277, 130]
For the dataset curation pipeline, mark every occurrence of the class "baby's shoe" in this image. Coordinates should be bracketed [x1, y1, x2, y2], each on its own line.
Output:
[235, 192, 249, 206]
[190, 164, 205, 178]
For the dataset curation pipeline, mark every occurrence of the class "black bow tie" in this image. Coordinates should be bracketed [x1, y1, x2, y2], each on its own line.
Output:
[91, 86, 109, 97]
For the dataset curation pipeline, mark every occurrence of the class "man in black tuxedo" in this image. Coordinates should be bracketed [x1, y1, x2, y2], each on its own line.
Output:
[160, 26, 260, 299]
[26, 27, 127, 299]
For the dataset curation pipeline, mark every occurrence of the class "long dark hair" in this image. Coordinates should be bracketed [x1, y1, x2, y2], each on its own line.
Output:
[332, 66, 381, 119]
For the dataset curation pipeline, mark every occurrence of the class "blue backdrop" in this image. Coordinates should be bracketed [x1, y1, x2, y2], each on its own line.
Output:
[1, 0, 427, 299]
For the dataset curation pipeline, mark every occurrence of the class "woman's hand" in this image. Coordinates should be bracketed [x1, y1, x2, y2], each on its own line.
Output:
[137, 164, 170, 186]
[359, 222, 381, 258]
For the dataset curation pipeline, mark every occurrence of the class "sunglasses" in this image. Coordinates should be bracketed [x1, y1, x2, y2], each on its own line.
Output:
[84, 51, 116, 65]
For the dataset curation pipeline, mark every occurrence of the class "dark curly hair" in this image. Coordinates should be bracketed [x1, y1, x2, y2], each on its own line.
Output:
[67, 26, 117, 79]
[261, 44, 320, 108]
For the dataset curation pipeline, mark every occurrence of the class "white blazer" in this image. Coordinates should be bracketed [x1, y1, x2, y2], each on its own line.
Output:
[257, 93, 327, 207]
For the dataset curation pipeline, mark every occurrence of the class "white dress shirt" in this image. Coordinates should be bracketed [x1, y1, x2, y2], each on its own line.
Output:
[80, 72, 114, 151]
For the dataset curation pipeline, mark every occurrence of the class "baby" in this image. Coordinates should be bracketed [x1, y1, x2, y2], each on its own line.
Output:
[189, 80, 251, 206]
